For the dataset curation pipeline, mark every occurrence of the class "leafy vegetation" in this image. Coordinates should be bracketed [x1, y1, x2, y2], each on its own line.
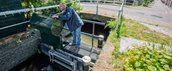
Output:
[106, 18, 172, 46]
[105, 16, 125, 38]
[142, 0, 154, 6]
[132, 0, 154, 7]
[21, 0, 59, 8]
[123, 19, 172, 46]
[21, 0, 59, 18]
[61, 0, 82, 12]
[120, 46, 172, 71]
[21, 0, 82, 18]
[105, 17, 172, 70]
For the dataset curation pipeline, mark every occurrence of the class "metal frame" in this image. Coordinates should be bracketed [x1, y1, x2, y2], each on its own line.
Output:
[62, 19, 105, 56]
[0, 1, 125, 71]
[0, 21, 29, 30]
[115, 2, 124, 31]
[48, 49, 88, 71]
[0, 0, 124, 53]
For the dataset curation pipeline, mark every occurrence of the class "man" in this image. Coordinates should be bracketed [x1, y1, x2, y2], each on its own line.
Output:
[52, 3, 84, 49]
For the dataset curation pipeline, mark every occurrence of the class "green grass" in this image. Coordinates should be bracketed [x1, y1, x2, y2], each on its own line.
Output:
[111, 18, 172, 57]
[143, 0, 154, 7]
[122, 19, 172, 46]
[109, 18, 172, 69]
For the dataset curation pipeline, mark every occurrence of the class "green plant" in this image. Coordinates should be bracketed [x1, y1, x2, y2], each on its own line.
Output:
[143, 0, 153, 6]
[21, 0, 60, 18]
[105, 20, 117, 30]
[21, 0, 59, 8]
[16, 39, 22, 44]
[117, 16, 125, 38]
[111, 18, 172, 69]
[60, 0, 82, 12]
[123, 19, 172, 46]
[120, 46, 172, 71]
[105, 16, 125, 38]
[21, 0, 82, 18]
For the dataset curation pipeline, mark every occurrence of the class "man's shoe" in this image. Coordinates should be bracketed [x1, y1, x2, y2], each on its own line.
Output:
[74, 47, 80, 53]
[69, 43, 76, 46]
[69, 46, 76, 51]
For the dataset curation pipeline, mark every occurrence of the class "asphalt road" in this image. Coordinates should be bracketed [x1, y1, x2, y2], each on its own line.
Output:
[80, 0, 172, 37]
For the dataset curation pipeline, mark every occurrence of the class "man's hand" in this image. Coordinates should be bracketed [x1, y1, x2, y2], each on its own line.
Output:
[52, 15, 59, 19]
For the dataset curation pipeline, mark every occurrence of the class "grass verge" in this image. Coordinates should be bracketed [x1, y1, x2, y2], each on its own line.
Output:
[109, 18, 172, 69]
[122, 19, 172, 46]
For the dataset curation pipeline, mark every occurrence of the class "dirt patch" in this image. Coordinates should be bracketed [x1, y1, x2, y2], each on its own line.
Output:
[93, 37, 114, 71]
[0, 32, 28, 47]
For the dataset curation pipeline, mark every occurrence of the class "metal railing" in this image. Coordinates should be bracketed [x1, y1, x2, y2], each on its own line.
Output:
[82, 19, 105, 55]
[0, 1, 125, 71]
[0, 21, 29, 30]
[79, 0, 123, 4]
[0, 0, 124, 51]
[0, 2, 104, 57]
[0, 5, 60, 31]
[62, 19, 105, 53]
[115, 2, 124, 31]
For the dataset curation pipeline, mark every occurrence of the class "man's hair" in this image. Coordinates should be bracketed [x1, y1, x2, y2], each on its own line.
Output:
[59, 3, 66, 7]
[59, 3, 66, 6]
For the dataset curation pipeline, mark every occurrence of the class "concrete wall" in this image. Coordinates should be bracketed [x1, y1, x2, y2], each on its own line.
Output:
[0, 29, 41, 71]
[80, 13, 114, 23]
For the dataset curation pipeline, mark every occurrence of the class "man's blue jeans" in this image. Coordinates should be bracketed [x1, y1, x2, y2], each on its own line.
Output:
[72, 26, 81, 48]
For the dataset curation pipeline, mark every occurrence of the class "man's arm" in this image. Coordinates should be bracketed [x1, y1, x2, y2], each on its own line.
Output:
[52, 15, 59, 19]
[58, 9, 72, 20]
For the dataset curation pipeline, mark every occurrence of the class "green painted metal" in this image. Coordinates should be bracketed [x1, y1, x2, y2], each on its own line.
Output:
[30, 13, 63, 49]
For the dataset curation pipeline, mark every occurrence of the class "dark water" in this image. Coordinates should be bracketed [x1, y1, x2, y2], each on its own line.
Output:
[9, 53, 70, 71]
[82, 20, 110, 41]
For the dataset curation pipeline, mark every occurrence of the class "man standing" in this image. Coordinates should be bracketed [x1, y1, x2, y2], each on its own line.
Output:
[52, 3, 84, 50]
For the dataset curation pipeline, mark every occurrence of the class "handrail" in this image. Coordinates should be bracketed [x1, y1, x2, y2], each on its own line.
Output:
[0, 0, 124, 56]
[0, 1, 77, 16]
[0, 21, 29, 30]
[35, 5, 59, 11]
[115, 2, 124, 31]
[0, 8, 31, 16]
[83, 19, 105, 26]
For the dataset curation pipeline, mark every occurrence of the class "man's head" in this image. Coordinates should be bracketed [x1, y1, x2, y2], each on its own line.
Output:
[58, 3, 66, 11]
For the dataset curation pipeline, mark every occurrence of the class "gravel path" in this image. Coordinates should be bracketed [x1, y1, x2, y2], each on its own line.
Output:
[93, 38, 114, 71]
[120, 37, 172, 53]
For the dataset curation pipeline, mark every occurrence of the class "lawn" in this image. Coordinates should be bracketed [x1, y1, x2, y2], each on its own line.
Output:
[123, 19, 172, 46]
[110, 18, 172, 70]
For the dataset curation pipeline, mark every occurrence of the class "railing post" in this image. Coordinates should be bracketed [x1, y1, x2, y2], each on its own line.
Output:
[78, 0, 80, 3]
[113, 0, 115, 4]
[115, 2, 124, 38]
[104, 0, 106, 4]
[90, 23, 95, 55]
[96, 0, 99, 15]
[31, 5, 35, 13]
[98, 35, 104, 49]
[90, 0, 92, 3]
[124, 0, 127, 5]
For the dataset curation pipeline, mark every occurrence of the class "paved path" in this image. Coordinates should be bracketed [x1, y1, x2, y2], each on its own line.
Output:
[80, 0, 172, 37]
[120, 37, 172, 53]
